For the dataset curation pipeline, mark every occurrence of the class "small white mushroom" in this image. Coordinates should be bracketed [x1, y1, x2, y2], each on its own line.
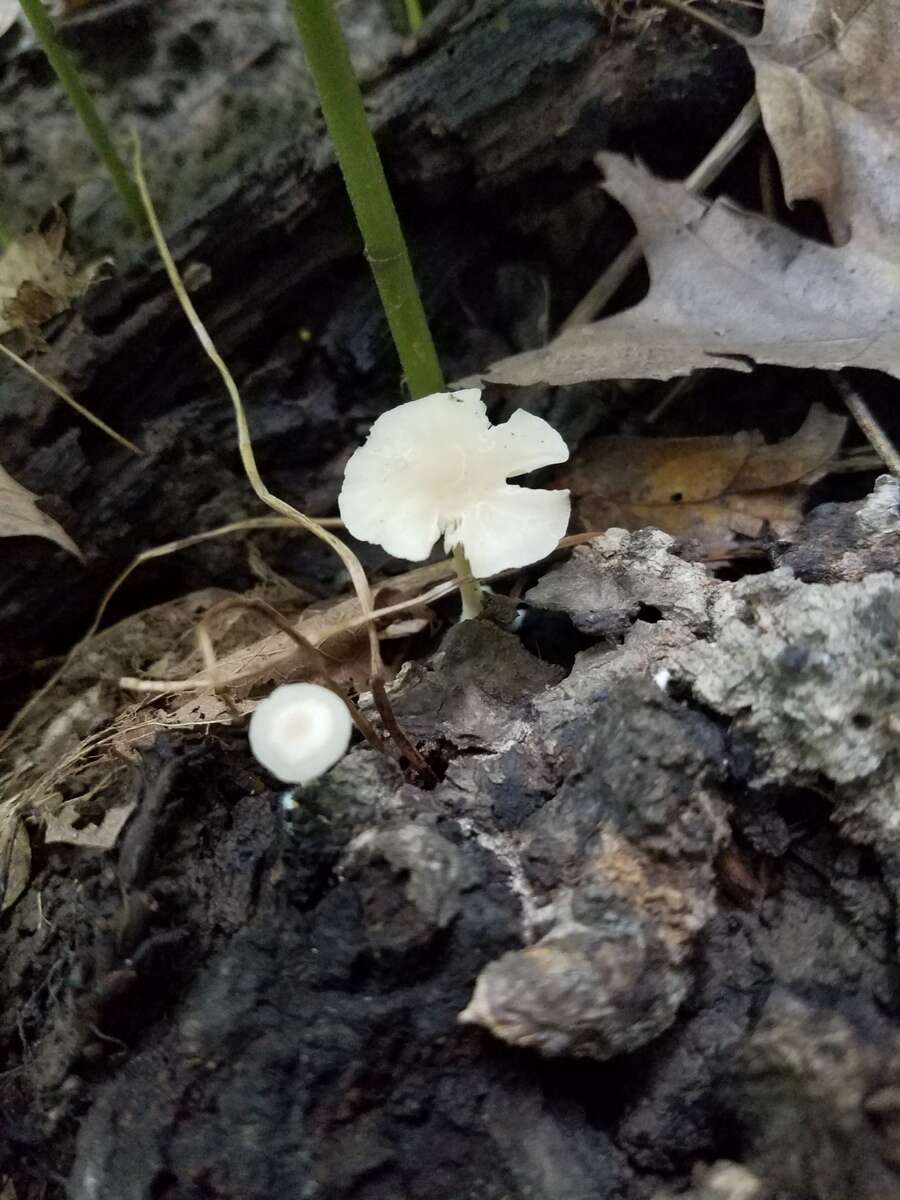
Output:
[338, 388, 571, 578]
[248, 682, 353, 784]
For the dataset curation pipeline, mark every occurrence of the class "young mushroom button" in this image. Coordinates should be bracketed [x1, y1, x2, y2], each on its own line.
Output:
[338, 389, 571, 578]
[249, 682, 353, 784]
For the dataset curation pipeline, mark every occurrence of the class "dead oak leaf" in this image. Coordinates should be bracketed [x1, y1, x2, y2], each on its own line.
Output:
[44, 801, 136, 850]
[0, 212, 104, 338]
[0, 461, 82, 558]
[748, 0, 900, 249]
[485, 154, 900, 388]
[155, 561, 455, 729]
[569, 404, 847, 555]
[0, 818, 31, 914]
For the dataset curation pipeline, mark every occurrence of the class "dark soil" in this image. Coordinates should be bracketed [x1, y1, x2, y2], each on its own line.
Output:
[3, 3, 900, 1199]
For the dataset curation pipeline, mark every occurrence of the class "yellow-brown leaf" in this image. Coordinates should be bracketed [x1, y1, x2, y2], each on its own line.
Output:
[570, 405, 846, 556]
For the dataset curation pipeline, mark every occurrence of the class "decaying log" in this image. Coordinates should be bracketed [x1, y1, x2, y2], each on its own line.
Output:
[10, 7, 896, 1200]
[0, 0, 750, 719]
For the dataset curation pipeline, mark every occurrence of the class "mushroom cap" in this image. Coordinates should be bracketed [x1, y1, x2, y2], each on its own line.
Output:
[248, 682, 353, 784]
[338, 389, 570, 577]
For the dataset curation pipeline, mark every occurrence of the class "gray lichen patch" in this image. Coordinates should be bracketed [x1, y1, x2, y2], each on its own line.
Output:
[777, 473, 900, 583]
[526, 527, 713, 637]
[679, 569, 900, 788]
[390, 618, 565, 750]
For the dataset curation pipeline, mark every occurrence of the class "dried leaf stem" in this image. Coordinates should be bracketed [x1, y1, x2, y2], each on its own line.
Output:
[196, 597, 388, 755]
[131, 135, 388, 682]
[831, 374, 900, 479]
[0, 340, 140, 454]
[561, 95, 760, 330]
[0, 516, 314, 752]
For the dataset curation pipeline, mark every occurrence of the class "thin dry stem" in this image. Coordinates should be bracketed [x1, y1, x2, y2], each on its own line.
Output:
[199, 597, 336, 678]
[120, 528, 626, 698]
[195, 597, 387, 755]
[302, 576, 462, 641]
[117, 574, 464, 695]
[0, 516, 319, 752]
[644, 375, 697, 427]
[196, 620, 241, 718]
[370, 675, 433, 780]
[831, 375, 900, 479]
[117, 677, 202, 694]
[0, 341, 140, 454]
[561, 95, 760, 329]
[131, 135, 385, 682]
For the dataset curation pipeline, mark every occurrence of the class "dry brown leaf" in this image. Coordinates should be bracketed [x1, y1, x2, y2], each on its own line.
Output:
[158, 561, 456, 728]
[44, 801, 136, 849]
[0, 212, 104, 338]
[0, 818, 31, 913]
[748, 0, 900, 249]
[569, 404, 847, 555]
[485, 154, 900, 388]
[0, 460, 82, 558]
[10, 588, 235, 779]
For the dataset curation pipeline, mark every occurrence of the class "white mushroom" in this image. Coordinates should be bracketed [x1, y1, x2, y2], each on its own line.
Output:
[248, 682, 353, 784]
[338, 388, 570, 578]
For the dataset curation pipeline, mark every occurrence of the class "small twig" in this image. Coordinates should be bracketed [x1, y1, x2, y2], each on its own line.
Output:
[560, 95, 760, 330]
[315, 575, 461, 640]
[831, 374, 900, 478]
[0, 341, 140, 454]
[195, 621, 241, 719]
[198, 597, 336, 678]
[118, 576, 464, 695]
[0, 516, 318, 752]
[132, 134, 389, 681]
[370, 675, 433, 781]
[195, 597, 388, 756]
[643, 374, 698, 427]
[560, 240, 644, 332]
[555, 530, 610, 549]
[684, 96, 761, 193]
[117, 678, 211, 695]
[829, 448, 883, 474]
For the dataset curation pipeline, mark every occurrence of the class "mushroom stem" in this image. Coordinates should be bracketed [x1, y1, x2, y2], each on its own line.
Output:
[452, 544, 483, 620]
